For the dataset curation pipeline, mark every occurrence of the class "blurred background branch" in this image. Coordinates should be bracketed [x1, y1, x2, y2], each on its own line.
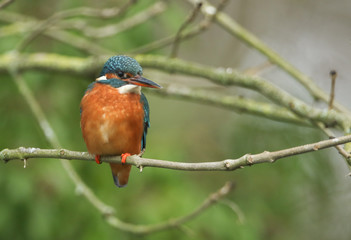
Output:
[1, 52, 350, 130]
[187, 0, 351, 117]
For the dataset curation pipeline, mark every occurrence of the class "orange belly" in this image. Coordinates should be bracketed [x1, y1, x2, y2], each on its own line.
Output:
[80, 83, 144, 156]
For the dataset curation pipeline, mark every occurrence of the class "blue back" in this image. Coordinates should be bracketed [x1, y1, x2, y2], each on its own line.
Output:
[140, 93, 150, 150]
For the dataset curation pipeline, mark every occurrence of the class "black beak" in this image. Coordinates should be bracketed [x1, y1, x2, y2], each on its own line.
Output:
[127, 75, 162, 89]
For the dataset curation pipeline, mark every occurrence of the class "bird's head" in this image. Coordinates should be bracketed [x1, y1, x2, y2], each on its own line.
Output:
[97, 55, 161, 90]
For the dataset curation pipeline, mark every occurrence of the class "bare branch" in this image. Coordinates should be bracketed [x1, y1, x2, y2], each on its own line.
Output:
[14, 2, 136, 51]
[104, 181, 234, 235]
[170, 2, 202, 58]
[138, 55, 351, 131]
[154, 84, 311, 126]
[80, 2, 166, 38]
[2, 134, 351, 170]
[0, 12, 111, 55]
[1, 53, 349, 130]
[219, 199, 246, 224]
[315, 122, 351, 167]
[132, 0, 228, 54]
[0, 2, 164, 54]
[187, 0, 351, 117]
[329, 70, 337, 110]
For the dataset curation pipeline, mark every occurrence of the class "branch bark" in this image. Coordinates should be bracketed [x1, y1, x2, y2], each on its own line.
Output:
[2, 134, 351, 170]
[187, 0, 351, 117]
[1, 52, 349, 130]
[153, 84, 312, 126]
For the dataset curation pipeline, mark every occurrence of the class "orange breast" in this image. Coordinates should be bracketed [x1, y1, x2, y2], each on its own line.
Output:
[80, 83, 144, 155]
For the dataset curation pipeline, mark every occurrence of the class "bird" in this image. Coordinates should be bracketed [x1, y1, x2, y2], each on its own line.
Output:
[80, 55, 161, 187]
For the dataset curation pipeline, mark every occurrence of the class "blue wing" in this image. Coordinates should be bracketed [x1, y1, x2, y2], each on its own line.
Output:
[140, 93, 150, 151]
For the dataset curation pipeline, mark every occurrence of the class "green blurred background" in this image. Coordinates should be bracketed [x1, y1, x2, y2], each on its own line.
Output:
[1, 0, 351, 239]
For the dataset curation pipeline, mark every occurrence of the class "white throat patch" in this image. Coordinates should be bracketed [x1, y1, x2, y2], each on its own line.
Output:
[118, 84, 141, 94]
[95, 76, 141, 94]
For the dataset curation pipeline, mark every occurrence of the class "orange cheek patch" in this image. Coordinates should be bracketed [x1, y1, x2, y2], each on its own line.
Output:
[105, 73, 119, 79]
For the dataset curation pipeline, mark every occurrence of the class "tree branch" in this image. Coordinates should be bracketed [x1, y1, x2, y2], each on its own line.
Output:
[0, 2, 165, 55]
[2, 134, 351, 170]
[104, 181, 234, 235]
[315, 122, 351, 167]
[132, 0, 228, 54]
[154, 84, 311, 126]
[80, 2, 166, 38]
[1, 52, 349, 130]
[138, 55, 351, 131]
[187, 0, 351, 117]
[170, 2, 202, 58]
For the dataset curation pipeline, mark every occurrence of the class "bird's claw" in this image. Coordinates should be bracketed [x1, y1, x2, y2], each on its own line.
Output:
[121, 153, 131, 164]
[95, 155, 102, 164]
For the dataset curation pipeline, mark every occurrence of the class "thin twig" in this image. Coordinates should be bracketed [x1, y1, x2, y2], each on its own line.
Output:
[219, 199, 245, 224]
[315, 122, 351, 167]
[170, 2, 202, 58]
[0, 12, 112, 55]
[15, 1, 136, 51]
[187, 0, 351, 118]
[132, 0, 228, 54]
[2, 135, 351, 170]
[80, 2, 166, 38]
[103, 182, 234, 235]
[329, 70, 337, 110]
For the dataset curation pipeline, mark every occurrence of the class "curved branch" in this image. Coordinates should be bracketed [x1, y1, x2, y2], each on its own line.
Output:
[187, 0, 351, 117]
[2, 134, 351, 170]
[170, 2, 202, 58]
[15, 1, 136, 51]
[154, 84, 311, 126]
[138, 56, 351, 131]
[0, 53, 349, 130]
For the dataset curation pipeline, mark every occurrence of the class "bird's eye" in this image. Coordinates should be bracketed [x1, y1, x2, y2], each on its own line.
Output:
[117, 71, 125, 78]
[117, 71, 129, 79]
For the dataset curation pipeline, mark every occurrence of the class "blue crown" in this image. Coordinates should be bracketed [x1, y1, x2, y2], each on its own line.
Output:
[100, 55, 143, 77]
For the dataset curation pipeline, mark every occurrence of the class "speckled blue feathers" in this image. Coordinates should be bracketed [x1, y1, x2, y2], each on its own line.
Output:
[100, 55, 143, 77]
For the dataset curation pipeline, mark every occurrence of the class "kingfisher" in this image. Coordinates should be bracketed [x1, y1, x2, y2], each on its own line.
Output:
[80, 55, 161, 187]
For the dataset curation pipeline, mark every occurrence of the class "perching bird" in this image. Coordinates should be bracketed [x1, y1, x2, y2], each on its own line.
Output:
[80, 55, 161, 187]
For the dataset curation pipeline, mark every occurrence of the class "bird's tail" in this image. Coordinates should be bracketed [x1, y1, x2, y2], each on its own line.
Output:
[109, 163, 132, 188]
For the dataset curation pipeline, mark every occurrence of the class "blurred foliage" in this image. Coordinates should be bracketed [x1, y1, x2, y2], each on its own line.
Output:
[0, 0, 349, 240]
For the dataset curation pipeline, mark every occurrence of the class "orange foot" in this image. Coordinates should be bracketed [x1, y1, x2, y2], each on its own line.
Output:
[95, 155, 102, 164]
[121, 153, 131, 164]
